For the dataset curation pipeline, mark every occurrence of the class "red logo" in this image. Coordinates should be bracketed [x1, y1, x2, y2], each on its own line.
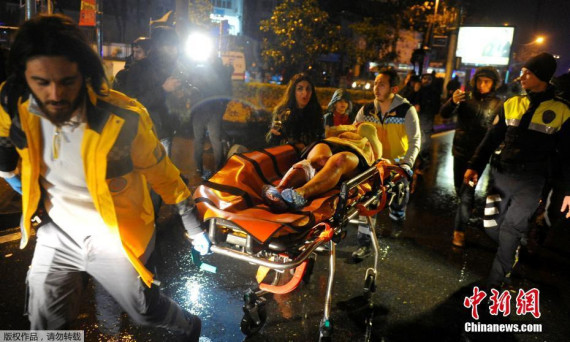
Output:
[464, 287, 541, 319]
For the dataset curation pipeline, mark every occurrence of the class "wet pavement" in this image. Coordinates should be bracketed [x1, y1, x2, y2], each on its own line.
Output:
[1, 131, 570, 341]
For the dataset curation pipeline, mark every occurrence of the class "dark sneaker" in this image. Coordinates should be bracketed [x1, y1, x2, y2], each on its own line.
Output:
[389, 212, 405, 222]
[351, 246, 371, 261]
[182, 311, 202, 342]
[261, 185, 288, 212]
[281, 188, 307, 211]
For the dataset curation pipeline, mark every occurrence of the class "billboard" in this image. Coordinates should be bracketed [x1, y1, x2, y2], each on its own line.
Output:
[456, 26, 515, 66]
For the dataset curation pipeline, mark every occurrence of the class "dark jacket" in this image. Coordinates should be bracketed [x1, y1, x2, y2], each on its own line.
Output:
[418, 85, 440, 124]
[469, 86, 570, 192]
[440, 91, 502, 160]
[266, 106, 324, 146]
[122, 55, 176, 139]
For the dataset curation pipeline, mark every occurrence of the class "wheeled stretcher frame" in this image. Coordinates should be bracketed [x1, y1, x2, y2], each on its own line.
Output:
[197, 153, 406, 340]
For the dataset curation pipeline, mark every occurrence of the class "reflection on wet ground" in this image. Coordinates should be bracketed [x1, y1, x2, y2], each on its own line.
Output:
[1, 131, 569, 341]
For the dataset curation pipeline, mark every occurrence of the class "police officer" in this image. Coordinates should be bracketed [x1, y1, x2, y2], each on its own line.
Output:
[465, 53, 570, 289]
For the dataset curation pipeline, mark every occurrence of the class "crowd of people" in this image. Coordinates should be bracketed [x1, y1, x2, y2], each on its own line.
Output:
[0, 13, 569, 341]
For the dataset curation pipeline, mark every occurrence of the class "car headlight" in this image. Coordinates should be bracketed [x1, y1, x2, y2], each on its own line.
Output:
[364, 82, 371, 90]
[351, 81, 357, 88]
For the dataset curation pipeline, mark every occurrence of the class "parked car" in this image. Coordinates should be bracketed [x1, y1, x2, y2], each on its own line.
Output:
[351, 77, 375, 90]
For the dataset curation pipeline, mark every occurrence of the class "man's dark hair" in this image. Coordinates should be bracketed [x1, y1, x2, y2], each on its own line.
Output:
[378, 67, 400, 87]
[7, 14, 107, 94]
[132, 37, 152, 53]
[150, 26, 179, 48]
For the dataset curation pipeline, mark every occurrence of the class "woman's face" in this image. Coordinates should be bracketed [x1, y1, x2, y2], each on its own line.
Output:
[334, 99, 349, 114]
[295, 80, 312, 109]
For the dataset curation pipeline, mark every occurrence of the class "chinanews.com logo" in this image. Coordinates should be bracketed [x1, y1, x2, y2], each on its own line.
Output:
[463, 286, 543, 333]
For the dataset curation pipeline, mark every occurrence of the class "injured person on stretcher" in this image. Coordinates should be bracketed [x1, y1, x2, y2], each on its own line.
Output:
[262, 122, 383, 212]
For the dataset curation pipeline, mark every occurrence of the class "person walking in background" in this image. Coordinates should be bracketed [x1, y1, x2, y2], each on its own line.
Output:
[190, 56, 233, 179]
[398, 74, 422, 110]
[123, 26, 181, 157]
[440, 67, 503, 247]
[351, 67, 421, 261]
[122, 26, 184, 223]
[464, 53, 570, 289]
[112, 37, 151, 93]
[415, 73, 441, 173]
[0, 14, 210, 341]
[323, 88, 355, 137]
[266, 72, 324, 147]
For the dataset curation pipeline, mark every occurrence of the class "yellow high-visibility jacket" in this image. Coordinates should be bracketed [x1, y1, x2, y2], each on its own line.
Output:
[0, 84, 192, 287]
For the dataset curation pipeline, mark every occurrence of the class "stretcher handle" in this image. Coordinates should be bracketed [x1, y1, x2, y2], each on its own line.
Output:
[355, 163, 407, 217]
[356, 186, 388, 217]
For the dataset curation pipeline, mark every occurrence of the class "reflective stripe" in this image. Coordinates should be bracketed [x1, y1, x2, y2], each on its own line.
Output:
[528, 122, 557, 134]
[506, 118, 520, 127]
[484, 219, 498, 228]
[486, 194, 502, 203]
[484, 207, 499, 216]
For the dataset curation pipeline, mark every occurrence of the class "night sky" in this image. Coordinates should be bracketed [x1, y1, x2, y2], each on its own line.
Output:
[328, 0, 570, 75]
[464, 0, 570, 75]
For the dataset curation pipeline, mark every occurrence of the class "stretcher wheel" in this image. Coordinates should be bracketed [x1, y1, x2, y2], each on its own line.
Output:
[240, 289, 267, 336]
[318, 318, 333, 341]
[240, 307, 267, 336]
[364, 274, 376, 299]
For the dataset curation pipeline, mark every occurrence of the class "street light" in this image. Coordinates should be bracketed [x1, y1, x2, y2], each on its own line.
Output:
[185, 32, 214, 62]
[521, 36, 546, 46]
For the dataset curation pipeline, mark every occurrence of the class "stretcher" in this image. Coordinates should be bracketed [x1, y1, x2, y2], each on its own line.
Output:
[192, 144, 407, 341]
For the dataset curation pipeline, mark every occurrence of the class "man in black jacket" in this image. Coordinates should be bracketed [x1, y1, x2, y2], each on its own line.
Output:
[416, 73, 440, 171]
[123, 26, 181, 156]
[465, 53, 570, 289]
[440, 67, 503, 247]
[112, 37, 152, 93]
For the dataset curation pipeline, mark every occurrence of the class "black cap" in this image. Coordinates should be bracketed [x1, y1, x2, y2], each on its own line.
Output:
[150, 26, 179, 47]
[523, 53, 557, 82]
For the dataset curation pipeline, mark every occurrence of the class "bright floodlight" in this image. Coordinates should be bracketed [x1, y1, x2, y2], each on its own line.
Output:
[535, 36, 545, 44]
[185, 32, 213, 61]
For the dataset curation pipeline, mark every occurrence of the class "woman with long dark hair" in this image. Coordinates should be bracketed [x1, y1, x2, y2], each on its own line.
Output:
[266, 73, 324, 146]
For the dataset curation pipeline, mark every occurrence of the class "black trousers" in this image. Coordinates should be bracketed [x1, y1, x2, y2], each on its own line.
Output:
[453, 156, 486, 232]
[483, 168, 545, 287]
[192, 100, 226, 173]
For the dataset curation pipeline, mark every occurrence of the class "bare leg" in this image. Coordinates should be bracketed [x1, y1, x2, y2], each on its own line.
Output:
[295, 151, 360, 199]
[277, 143, 332, 190]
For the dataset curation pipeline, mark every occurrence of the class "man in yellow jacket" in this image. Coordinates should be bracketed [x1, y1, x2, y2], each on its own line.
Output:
[0, 14, 208, 341]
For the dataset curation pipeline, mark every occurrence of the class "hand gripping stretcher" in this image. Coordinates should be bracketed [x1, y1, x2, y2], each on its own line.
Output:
[192, 144, 407, 341]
